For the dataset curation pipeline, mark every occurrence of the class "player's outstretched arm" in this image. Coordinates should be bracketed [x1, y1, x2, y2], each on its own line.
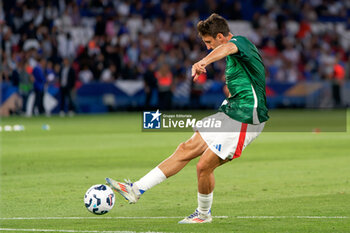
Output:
[192, 42, 238, 81]
[202, 42, 238, 65]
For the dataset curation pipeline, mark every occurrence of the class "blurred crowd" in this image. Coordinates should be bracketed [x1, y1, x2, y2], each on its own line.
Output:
[1, 0, 350, 114]
[254, 0, 350, 84]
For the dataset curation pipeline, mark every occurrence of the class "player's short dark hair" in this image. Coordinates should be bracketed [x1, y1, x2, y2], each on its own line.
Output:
[197, 13, 230, 38]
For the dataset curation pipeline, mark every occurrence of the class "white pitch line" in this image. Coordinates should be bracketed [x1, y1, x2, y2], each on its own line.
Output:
[0, 216, 228, 220]
[0, 229, 136, 233]
[0, 216, 348, 220]
[236, 216, 349, 219]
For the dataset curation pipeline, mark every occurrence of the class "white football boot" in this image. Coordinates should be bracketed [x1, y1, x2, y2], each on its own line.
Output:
[105, 178, 141, 204]
[178, 209, 212, 224]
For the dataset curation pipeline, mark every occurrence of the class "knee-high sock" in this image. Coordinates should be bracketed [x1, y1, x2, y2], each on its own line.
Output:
[134, 167, 166, 193]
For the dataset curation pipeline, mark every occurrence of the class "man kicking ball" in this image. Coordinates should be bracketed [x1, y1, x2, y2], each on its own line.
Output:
[106, 13, 269, 224]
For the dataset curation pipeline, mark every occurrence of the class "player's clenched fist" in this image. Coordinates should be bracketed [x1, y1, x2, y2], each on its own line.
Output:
[191, 60, 207, 81]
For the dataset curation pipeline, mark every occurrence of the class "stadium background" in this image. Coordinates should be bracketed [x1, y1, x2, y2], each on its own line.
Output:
[1, 0, 349, 116]
[1, 1, 350, 232]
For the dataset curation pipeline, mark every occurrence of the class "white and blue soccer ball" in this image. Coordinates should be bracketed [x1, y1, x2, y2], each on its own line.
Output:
[84, 184, 115, 215]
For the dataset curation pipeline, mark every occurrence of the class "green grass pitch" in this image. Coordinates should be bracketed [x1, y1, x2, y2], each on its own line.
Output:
[0, 111, 349, 232]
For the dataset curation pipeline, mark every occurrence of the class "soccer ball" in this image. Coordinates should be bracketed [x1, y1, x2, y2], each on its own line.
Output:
[84, 184, 115, 215]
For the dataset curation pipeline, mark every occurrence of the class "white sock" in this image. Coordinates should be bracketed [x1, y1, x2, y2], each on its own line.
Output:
[134, 167, 166, 193]
[197, 192, 213, 214]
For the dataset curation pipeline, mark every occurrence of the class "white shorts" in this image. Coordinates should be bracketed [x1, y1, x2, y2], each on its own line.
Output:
[195, 112, 265, 160]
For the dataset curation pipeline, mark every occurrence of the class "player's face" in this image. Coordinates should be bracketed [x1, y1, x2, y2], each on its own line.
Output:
[201, 34, 225, 50]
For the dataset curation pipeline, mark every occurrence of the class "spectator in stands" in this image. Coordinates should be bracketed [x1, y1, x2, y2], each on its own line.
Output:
[143, 63, 158, 109]
[18, 60, 33, 113]
[58, 33, 76, 60]
[78, 65, 94, 84]
[276, 61, 299, 83]
[121, 60, 138, 80]
[191, 72, 207, 109]
[95, 15, 106, 37]
[32, 58, 46, 115]
[100, 63, 117, 83]
[230, 1, 243, 20]
[93, 54, 106, 81]
[59, 58, 76, 116]
[155, 64, 173, 110]
[9, 64, 20, 89]
[282, 38, 300, 66]
[332, 56, 346, 107]
[45, 61, 57, 84]
[127, 42, 140, 66]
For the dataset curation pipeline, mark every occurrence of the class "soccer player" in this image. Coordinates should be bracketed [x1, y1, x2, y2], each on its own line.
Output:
[106, 13, 269, 224]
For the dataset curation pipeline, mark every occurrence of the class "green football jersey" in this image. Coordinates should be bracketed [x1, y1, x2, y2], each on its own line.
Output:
[219, 35, 269, 124]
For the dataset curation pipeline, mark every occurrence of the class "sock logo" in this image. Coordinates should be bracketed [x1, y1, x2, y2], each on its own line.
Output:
[143, 110, 162, 129]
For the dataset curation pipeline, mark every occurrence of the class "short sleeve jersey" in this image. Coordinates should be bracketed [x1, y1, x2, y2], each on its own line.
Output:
[219, 35, 269, 124]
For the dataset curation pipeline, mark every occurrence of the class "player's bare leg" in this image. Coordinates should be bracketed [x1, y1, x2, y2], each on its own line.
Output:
[106, 132, 208, 203]
[179, 148, 228, 224]
[158, 132, 207, 177]
[197, 148, 229, 194]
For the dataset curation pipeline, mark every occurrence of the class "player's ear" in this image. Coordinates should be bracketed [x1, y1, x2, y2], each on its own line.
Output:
[216, 33, 224, 40]
[216, 33, 226, 43]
